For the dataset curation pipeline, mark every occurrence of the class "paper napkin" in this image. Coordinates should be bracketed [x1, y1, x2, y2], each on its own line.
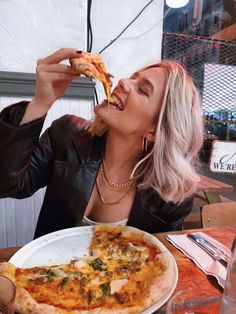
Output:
[166, 232, 231, 288]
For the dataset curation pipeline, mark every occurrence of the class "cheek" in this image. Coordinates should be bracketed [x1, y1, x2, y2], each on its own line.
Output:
[124, 115, 152, 134]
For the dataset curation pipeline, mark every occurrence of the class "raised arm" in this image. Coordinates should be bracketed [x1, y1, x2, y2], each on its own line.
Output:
[0, 48, 82, 197]
[20, 48, 80, 125]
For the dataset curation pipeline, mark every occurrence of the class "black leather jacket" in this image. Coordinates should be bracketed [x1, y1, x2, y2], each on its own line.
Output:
[0, 102, 193, 238]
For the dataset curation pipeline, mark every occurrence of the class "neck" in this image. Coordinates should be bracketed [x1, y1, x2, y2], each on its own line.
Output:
[104, 131, 143, 176]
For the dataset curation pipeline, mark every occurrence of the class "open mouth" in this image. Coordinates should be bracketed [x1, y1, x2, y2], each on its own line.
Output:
[110, 95, 124, 111]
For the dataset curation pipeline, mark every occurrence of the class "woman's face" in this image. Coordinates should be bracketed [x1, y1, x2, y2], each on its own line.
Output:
[94, 66, 167, 138]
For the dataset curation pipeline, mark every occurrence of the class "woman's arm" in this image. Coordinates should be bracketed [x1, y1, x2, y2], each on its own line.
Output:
[0, 48, 81, 196]
[0, 103, 68, 198]
[20, 48, 80, 125]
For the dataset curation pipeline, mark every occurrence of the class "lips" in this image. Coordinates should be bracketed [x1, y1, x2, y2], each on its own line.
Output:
[111, 95, 124, 111]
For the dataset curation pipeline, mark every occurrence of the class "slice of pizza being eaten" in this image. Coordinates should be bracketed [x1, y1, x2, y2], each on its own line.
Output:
[70, 52, 114, 103]
[0, 225, 174, 314]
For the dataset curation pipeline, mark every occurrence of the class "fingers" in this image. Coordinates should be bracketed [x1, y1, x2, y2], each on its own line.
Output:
[35, 64, 78, 86]
[42, 72, 77, 82]
[37, 63, 79, 75]
[105, 72, 114, 80]
[37, 48, 82, 65]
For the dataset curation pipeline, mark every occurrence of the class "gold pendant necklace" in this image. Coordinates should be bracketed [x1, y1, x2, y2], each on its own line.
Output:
[100, 159, 134, 192]
[96, 181, 132, 206]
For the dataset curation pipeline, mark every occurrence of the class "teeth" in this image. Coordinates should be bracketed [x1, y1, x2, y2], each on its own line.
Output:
[111, 95, 123, 111]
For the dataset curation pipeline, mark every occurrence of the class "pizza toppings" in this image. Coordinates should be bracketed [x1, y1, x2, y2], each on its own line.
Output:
[74, 259, 89, 269]
[110, 279, 128, 294]
[115, 291, 131, 304]
[90, 257, 106, 271]
[101, 282, 111, 296]
[70, 52, 114, 103]
[0, 225, 168, 313]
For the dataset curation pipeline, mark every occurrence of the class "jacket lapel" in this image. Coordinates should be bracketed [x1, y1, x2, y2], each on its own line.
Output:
[71, 131, 106, 221]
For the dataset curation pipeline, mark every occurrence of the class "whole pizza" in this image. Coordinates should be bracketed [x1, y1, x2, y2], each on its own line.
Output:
[0, 225, 175, 313]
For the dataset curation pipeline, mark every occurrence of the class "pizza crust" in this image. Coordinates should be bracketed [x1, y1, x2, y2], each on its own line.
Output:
[0, 262, 142, 314]
[0, 261, 138, 314]
[140, 251, 174, 311]
[16, 287, 140, 314]
[0, 226, 175, 314]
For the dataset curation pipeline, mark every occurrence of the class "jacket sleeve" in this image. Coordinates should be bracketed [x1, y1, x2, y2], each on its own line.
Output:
[0, 101, 66, 198]
[148, 194, 193, 231]
[128, 188, 193, 233]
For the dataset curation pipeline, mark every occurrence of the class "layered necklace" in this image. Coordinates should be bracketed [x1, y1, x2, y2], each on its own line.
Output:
[96, 159, 135, 206]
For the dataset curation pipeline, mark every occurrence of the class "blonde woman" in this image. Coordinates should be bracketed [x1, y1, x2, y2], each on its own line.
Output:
[0, 48, 203, 238]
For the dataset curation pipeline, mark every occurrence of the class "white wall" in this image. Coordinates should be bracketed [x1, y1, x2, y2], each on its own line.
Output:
[90, 0, 164, 100]
[0, 0, 87, 72]
[0, 0, 164, 100]
[0, 0, 164, 247]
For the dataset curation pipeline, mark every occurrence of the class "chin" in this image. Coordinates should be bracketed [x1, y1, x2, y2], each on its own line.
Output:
[94, 102, 111, 119]
[93, 104, 107, 121]
[94, 101, 107, 114]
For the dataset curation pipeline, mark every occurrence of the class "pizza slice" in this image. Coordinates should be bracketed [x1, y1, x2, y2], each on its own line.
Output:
[70, 52, 114, 103]
[89, 225, 156, 262]
[0, 226, 173, 314]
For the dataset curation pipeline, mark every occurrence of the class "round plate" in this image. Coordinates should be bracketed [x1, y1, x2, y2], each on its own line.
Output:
[9, 226, 178, 313]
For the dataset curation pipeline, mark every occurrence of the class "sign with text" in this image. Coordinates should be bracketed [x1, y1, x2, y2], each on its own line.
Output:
[209, 140, 236, 173]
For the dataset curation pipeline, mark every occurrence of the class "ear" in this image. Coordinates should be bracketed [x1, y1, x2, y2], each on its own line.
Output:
[144, 128, 156, 143]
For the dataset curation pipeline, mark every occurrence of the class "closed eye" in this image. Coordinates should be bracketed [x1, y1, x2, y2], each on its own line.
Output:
[138, 88, 148, 96]
[130, 72, 153, 97]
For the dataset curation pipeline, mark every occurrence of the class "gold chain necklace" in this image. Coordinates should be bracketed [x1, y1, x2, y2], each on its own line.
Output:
[101, 159, 134, 192]
[96, 181, 132, 206]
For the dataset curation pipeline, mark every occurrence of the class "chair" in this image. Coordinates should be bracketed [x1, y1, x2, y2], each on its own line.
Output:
[201, 202, 236, 228]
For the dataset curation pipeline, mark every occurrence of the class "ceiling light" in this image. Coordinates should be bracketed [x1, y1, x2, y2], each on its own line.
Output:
[166, 0, 189, 8]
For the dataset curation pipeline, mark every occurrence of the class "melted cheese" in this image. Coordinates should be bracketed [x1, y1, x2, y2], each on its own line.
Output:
[74, 259, 88, 269]
[110, 279, 128, 294]
[14, 227, 164, 312]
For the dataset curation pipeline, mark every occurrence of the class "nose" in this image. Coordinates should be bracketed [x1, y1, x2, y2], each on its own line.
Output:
[118, 78, 132, 93]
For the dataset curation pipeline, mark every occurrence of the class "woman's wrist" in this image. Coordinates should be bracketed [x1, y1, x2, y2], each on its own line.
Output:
[19, 98, 51, 125]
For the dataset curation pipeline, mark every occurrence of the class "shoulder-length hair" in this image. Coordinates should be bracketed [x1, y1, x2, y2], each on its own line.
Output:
[90, 60, 204, 204]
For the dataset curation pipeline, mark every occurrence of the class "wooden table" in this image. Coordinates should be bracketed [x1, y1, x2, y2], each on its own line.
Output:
[198, 174, 233, 203]
[1, 226, 236, 312]
[155, 226, 236, 312]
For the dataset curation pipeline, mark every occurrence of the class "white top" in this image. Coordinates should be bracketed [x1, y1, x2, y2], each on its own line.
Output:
[82, 216, 128, 226]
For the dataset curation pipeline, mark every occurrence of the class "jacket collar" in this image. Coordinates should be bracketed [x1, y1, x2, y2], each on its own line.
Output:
[72, 129, 106, 165]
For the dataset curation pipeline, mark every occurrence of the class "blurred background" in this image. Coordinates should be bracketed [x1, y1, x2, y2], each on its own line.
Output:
[162, 0, 236, 215]
[0, 0, 235, 246]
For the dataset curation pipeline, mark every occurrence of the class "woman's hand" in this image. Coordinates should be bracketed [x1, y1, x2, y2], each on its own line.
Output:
[33, 48, 81, 108]
[20, 48, 81, 125]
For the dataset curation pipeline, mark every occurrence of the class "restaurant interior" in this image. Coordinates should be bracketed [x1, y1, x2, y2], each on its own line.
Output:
[162, 0, 236, 231]
[0, 0, 236, 313]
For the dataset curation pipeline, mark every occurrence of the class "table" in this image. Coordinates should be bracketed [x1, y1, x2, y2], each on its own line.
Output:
[155, 226, 236, 313]
[156, 226, 235, 294]
[198, 174, 233, 203]
[1, 226, 235, 311]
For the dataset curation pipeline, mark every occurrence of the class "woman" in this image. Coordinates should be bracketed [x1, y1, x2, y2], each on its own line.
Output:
[0, 48, 203, 238]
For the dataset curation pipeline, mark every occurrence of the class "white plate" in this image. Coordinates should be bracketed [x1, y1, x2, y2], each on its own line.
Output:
[9, 226, 178, 313]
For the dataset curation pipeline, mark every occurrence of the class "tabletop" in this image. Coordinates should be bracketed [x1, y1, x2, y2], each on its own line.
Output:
[156, 226, 236, 296]
[198, 175, 233, 193]
[197, 174, 233, 203]
[0, 226, 236, 311]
